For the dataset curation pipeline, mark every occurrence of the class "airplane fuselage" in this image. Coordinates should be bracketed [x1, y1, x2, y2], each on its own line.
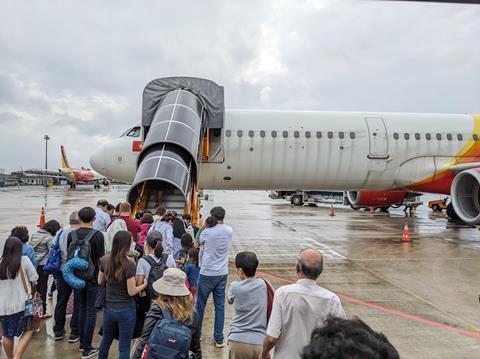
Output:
[90, 110, 480, 195]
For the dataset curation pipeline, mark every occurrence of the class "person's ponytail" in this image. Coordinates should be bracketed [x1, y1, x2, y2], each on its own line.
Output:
[154, 240, 164, 258]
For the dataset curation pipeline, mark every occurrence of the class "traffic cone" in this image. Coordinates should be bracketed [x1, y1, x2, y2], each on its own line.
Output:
[37, 207, 46, 228]
[370, 207, 375, 215]
[328, 205, 335, 217]
[401, 221, 411, 242]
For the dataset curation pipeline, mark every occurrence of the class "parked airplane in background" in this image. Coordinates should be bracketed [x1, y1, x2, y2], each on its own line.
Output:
[59, 145, 109, 188]
[88, 77, 480, 225]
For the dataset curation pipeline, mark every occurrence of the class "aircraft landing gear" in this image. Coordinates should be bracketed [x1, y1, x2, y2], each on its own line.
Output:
[69, 182, 76, 189]
[94, 183, 100, 189]
[446, 203, 459, 221]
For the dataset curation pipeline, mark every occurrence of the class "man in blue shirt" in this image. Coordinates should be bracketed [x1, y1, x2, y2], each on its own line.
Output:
[11, 226, 37, 267]
[195, 206, 233, 348]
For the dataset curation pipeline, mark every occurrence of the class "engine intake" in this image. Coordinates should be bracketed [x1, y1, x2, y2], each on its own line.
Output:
[451, 168, 480, 224]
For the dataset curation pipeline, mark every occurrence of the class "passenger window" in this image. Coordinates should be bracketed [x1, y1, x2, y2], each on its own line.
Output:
[316, 131, 322, 139]
[414, 133, 420, 140]
[436, 133, 442, 141]
[473, 134, 479, 141]
[248, 130, 254, 138]
[404, 133, 410, 140]
[282, 131, 288, 138]
[426, 133, 432, 141]
[446, 134, 452, 141]
[339, 132, 345, 139]
[393, 133, 399, 140]
[294, 131, 300, 138]
[271, 131, 277, 138]
[350, 132, 355, 139]
[305, 131, 311, 139]
[327, 131, 333, 139]
[237, 130, 243, 138]
[225, 130, 231, 137]
[457, 134, 463, 141]
[260, 130, 265, 138]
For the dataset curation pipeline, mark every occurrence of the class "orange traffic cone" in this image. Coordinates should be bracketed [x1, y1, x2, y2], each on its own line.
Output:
[401, 221, 411, 242]
[328, 205, 335, 217]
[37, 207, 46, 228]
[370, 207, 375, 215]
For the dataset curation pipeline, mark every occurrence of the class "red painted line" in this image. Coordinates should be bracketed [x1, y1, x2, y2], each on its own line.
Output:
[251, 266, 480, 339]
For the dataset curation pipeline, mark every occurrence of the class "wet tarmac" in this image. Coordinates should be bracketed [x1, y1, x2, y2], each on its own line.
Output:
[1, 185, 480, 358]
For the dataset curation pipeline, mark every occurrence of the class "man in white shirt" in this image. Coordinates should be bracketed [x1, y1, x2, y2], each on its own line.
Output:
[195, 206, 233, 348]
[260, 248, 346, 359]
[93, 199, 111, 232]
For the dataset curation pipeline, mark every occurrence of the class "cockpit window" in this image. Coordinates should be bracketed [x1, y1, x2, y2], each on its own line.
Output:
[122, 127, 141, 138]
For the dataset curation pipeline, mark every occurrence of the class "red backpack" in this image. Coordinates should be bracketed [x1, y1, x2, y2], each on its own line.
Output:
[262, 278, 275, 323]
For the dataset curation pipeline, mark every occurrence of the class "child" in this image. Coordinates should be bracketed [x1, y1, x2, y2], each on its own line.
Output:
[185, 248, 200, 302]
[175, 233, 193, 270]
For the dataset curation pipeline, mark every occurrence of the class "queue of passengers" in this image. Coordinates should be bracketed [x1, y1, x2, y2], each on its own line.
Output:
[0, 200, 399, 359]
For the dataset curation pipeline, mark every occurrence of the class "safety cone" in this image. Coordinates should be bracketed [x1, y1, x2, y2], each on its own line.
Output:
[328, 205, 335, 217]
[37, 207, 46, 228]
[370, 207, 375, 215]
[401, 221, 411, 242]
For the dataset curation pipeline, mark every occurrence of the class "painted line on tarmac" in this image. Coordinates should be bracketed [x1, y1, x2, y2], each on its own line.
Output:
[253, 267, 480, 340]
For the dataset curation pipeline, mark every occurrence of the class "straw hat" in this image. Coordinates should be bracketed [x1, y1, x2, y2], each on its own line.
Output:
[152, 268, 190, 296]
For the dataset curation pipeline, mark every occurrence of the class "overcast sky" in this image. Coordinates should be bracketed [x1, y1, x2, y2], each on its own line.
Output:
[0, 0, 479, 172]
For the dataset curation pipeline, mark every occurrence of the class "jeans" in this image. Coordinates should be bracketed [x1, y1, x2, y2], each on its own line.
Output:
[53, 273, 79, 336]
[99, 305, 136, 359]
[76, 283, 98, 351]
[195, 274, 228, 342]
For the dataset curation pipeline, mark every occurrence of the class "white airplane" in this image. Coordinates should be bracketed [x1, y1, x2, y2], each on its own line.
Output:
[89, 77, 480, 224]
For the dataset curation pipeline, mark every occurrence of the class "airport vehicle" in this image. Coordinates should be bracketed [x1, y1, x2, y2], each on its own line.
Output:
[428, 198, 448, 212]
[269, 190, 345, 207]
[269, 190, 422, 212]
[89, 77, 480, 225]
[59, 145, 109, 188]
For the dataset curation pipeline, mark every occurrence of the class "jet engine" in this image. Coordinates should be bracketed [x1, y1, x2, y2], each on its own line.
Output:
[346, 190, 407, 209]
[451, 168, 480, 224]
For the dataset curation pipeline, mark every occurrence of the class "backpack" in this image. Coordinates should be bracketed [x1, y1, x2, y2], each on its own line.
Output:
[147, 308, 192, 359]
[44, 229, 63, 274]
[66, 229, 97, 281]
[144, 254, 169, 300]
[262, 278, 275, 323]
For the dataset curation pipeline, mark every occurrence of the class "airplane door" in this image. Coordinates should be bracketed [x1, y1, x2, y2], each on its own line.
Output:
[365, 117, 389, 159]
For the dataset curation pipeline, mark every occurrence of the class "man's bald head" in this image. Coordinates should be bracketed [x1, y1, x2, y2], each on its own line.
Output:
[297, 248, 323, 280]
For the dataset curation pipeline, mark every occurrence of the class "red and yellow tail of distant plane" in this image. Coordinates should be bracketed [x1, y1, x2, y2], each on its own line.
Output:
[59, 145, 106, 187]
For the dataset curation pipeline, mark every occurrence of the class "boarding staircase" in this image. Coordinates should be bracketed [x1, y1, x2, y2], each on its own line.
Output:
[127, 77, 224, 219]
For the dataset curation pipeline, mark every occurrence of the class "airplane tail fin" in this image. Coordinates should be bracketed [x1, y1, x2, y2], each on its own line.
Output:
[60, 145, 71, 169]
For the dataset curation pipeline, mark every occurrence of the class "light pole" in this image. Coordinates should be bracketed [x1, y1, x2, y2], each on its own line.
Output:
[43, 134, 50, 171]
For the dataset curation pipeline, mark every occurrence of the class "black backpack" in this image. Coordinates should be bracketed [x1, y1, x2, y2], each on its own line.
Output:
[144, 254, 169, 300]
[66, 229, 97, 281]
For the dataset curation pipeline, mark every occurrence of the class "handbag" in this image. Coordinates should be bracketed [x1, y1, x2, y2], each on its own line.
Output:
[95, 284, 106, 310]
[20, 266, 42, 330]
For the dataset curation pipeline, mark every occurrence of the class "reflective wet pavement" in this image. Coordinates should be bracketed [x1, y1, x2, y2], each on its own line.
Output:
[1, 186, 480, 358]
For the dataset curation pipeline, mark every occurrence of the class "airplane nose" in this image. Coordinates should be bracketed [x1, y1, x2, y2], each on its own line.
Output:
[89, 147, 108, 176]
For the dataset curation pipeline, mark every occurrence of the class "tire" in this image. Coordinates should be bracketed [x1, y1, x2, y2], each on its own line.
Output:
[446, 203, 459, 220]
[432, 204, 440, 212]
[291, 195, 303, 206]
[380, 207, 389, 212]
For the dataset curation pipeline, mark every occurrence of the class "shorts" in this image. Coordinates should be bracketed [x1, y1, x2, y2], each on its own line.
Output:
[0, 311, 24, 338]
[228, 340, 263, 359]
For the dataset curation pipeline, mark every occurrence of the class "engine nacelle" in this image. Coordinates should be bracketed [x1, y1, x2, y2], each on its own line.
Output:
[347, 190, 407, 208]
[451, 168, 480, 224]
